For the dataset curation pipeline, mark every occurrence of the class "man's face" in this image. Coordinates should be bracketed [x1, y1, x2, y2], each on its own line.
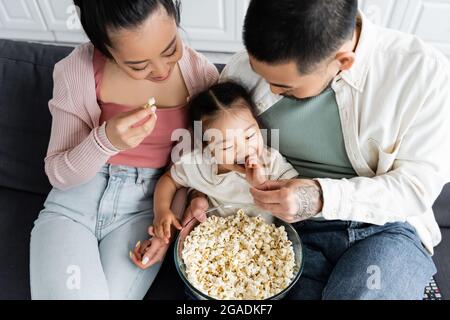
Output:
[249, 55, 337, 99]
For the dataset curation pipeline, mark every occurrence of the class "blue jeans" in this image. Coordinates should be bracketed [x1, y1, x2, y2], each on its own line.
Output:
[30, 164, 164, 300]
[287, 220, 437, 300]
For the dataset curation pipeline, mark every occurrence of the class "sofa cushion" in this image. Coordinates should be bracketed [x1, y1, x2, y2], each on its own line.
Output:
[145, 242, 186, 300]
[433, 183, 450, 228]
[0, 40, 73, 195]
[0, 186, 46, 299]
[433, 227, 450, 299]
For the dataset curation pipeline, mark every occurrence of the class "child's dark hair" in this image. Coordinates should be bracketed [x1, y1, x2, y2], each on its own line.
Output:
[73, 0, 181, 59]
[187, 81, 258, 130]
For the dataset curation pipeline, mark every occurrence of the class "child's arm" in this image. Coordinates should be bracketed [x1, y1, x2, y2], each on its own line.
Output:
[152, 171, 184, 243]
[130, 172, 184, 269]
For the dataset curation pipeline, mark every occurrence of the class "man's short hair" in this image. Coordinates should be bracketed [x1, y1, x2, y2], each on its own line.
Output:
[243, 0, 359, 74]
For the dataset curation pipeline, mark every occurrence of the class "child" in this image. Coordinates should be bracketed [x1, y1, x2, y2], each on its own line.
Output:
[136, 82, 298, 264]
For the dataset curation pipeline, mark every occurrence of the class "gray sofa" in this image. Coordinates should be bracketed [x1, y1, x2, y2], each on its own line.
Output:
[0, 39, 448, 300]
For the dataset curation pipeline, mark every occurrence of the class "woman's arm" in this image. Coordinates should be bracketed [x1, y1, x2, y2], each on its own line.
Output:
[45, 63, 120, 190]
[45, 62, 157, 190]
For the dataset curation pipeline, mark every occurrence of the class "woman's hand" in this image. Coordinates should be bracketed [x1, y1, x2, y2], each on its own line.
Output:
[106, 107, 157, 150]
[151, 210, 183, 244]
[182, 196, 209, 226]
[130, 236, 169, 270]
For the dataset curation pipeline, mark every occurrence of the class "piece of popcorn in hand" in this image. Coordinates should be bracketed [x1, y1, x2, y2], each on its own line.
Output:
[144, 97, 157, 113]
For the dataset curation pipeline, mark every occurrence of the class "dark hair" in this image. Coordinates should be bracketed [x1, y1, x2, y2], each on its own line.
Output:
[243, 0, 358, 74]
[188, 81, 258, 131]
[74, 0, 181, 59]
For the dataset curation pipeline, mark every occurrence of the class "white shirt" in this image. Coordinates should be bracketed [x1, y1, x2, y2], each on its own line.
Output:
[171, 148, 299, 208]
[219, 12, 450, 254]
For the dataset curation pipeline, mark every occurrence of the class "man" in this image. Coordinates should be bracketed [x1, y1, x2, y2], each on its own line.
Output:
[220, 0, 450, 299]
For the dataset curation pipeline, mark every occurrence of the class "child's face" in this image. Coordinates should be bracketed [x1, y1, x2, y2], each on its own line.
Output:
[203, 106, 264, 168]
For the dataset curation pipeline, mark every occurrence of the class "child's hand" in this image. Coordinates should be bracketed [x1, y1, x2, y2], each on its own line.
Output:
[182, 196, 209, 226]
[130, 237, 169, 270]
[151, 210, 182, 244]
[245, 153, 267, 187]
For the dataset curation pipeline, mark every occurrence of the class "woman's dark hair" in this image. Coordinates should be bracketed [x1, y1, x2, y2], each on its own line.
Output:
[188, 81, 258, 131]
[74, 0, 181, 59]
[243, 0, 358, 74]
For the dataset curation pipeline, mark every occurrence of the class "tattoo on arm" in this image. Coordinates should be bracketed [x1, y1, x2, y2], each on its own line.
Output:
[294, 185, 323, 220]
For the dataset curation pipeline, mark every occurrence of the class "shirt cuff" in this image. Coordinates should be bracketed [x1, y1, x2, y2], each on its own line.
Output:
[94, 122, 121, 155]
[315, 178, 350, 221]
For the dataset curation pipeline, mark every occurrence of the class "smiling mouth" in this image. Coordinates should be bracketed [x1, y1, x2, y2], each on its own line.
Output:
[150, 69, 172, 82]
[151, 74, 170, 81]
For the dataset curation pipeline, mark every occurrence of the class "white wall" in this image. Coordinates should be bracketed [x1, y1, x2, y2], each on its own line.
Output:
[0, 0, 449, 61]
[359, 0, 450, 60]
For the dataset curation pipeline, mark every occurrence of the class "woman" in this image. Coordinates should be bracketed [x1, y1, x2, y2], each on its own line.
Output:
[29, 0, 218, 300]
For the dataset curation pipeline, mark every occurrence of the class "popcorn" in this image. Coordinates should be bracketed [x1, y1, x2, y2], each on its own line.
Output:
[144, 97, 157, 113]
[182, 209, 295, 300]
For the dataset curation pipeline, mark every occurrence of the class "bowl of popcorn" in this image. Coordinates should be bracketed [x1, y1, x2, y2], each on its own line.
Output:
[174, 204, 304, 300]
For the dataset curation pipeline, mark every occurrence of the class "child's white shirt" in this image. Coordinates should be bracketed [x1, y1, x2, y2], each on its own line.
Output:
[170, 147, 299, 208]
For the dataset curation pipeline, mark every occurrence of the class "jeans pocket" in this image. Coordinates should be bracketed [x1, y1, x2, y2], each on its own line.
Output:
[140, 177, 159, 198]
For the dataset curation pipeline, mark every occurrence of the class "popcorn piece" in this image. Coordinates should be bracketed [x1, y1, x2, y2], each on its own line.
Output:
[144, 97, 157, 113]
[182, 210, 295, 300]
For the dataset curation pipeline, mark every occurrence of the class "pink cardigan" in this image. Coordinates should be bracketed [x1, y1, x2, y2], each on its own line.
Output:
[45, 42, 219, 190]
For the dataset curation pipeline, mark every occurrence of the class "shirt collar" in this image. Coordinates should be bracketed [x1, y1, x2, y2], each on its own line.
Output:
[338, 11, 377, 92]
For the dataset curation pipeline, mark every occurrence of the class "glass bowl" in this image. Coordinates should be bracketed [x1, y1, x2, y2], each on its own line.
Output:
[174, 203, 304, 300]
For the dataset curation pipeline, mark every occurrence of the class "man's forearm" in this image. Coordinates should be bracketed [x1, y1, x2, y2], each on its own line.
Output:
[294, 181, 323, 220]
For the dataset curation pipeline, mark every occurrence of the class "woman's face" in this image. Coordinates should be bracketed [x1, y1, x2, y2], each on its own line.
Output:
[107, 6, 183, 82]
[204, 106, 265, 168]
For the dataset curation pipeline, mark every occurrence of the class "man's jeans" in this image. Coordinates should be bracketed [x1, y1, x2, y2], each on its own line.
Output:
[287, 220, 436, 300]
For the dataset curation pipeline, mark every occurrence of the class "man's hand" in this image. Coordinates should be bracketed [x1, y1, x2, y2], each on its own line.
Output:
[250, 179, 323, 223]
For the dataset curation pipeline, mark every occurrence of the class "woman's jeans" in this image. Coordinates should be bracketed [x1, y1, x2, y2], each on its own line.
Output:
[30, 164, 164, 300]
